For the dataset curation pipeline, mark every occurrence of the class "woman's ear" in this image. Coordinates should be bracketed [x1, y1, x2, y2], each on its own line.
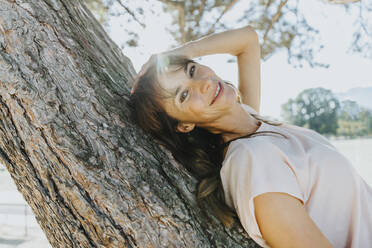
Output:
[176, 123, 196, 133]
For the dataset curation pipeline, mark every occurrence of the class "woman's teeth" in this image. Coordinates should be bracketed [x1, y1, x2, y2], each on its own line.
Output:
[215, 83, 221, 98]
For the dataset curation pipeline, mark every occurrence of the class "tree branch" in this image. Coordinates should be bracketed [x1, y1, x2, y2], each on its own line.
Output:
[206, 0, 239, 35]
[116, 0, 146, 28]
[263, 0, 288, 46]
[195, 0, 207, 29]
[157, 0, 185, 8]
[358, 0, 370, 36]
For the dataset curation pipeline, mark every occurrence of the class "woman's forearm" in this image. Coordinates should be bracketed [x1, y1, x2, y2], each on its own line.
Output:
[165, 25, 259, 58]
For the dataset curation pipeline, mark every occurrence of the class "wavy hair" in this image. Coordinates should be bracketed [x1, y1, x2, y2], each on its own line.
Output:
[128, 54, 287, 227]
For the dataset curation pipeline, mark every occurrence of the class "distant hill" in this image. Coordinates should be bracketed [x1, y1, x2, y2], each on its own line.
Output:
[335, 86, 372, 111]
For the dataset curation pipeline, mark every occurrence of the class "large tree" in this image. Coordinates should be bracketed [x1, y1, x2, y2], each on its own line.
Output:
[0, 0, 258, 247]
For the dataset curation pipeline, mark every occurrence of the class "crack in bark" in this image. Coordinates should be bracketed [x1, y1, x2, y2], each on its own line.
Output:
[38, 120, 134, 247]
[47, 176, 98, 248]
[0, 146, 15, 169]
[138, 151, 215, 246]
[33, 99, 136, 247]
[0, 95, 50, 196]
[52, 88, 100, 167]
[14, 0, 97, 93]
[0, 96, 86, 246]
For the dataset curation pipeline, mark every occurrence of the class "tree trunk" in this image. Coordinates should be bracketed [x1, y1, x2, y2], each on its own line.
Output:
[0, 0, 258, 247]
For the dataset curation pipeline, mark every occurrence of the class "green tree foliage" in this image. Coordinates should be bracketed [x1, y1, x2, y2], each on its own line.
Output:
[84, 0, 372, 67]
[282, 92, 372, 137]
[281, 88, 340, 135]
[360, 108, 372, 133]
[337, 100, 372, 137]
[338, 99, 361, 121]
[85, 0, 110, 23]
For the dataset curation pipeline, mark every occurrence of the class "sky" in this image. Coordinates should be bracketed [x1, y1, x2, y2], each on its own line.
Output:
[107, 0, 372, 120]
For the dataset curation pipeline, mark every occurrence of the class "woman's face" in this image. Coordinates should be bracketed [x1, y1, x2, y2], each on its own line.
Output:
[156, 59, 239, 131]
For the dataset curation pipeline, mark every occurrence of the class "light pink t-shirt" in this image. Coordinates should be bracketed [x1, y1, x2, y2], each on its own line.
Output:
[220, 104, 372, 248]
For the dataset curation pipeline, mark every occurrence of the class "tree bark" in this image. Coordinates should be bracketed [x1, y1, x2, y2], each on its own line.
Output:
[0, 0, 258, 247]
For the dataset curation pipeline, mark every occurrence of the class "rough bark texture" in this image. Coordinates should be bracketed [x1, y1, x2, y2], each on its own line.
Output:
[0, 0, 259, 247]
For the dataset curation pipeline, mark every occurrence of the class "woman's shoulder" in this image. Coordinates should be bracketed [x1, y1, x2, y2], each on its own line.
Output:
[224, 137, 276, 162]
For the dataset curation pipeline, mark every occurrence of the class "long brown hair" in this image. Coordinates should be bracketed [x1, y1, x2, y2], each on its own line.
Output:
[128, 55, 287, 227]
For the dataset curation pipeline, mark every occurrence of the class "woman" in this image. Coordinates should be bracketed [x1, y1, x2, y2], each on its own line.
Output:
[129, 26, 372, 248]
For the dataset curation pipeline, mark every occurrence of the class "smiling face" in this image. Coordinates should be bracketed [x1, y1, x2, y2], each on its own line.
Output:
[155, 55, 239, 132]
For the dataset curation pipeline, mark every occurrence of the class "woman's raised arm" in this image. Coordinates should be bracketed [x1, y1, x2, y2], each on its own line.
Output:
[163, 26, 261, 113]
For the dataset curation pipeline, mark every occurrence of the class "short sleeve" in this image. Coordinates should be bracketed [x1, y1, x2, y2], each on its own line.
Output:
[220, 139, 304, 248]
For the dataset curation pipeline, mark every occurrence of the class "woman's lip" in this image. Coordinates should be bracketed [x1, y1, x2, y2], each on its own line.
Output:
[210, 82, 223, 105]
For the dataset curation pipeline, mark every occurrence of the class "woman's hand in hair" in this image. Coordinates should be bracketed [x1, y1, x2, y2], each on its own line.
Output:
[130, 43, 195, 94]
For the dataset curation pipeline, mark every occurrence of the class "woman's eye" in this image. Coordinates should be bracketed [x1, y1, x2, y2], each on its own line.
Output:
[189, 65, 195, 78]
[180, 90, 189, 103]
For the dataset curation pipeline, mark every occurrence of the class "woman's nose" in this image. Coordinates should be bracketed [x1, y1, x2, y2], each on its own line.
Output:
[200, 78, 213, 94]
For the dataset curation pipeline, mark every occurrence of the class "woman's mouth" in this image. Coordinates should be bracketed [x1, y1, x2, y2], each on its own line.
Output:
[210, 82, 223, 105]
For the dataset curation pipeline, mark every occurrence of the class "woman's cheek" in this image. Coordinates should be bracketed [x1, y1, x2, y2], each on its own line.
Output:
[189, 96, 205, 111]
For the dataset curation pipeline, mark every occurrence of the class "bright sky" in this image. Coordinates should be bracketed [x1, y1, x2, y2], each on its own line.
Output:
[108, 0, 372, 120]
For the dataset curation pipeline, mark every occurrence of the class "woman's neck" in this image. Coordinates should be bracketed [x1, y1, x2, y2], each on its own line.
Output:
[201, 104, 261, 143]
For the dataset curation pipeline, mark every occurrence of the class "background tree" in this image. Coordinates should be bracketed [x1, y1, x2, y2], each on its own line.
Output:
[338, 100, 362, 121]
[0, 0, 258, 247]
[84, 0, 372, 67]
[281, 87, 340, 135]
[337, 100, 372, 137]
[359, 108, 372, 135]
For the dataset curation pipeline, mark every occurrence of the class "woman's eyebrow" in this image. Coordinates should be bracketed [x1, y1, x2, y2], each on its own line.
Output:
[172, 62, 191, 97]
[174, 86, 181, 97]
[171, 61, 193, 98]
[184, 61, 190, 75]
